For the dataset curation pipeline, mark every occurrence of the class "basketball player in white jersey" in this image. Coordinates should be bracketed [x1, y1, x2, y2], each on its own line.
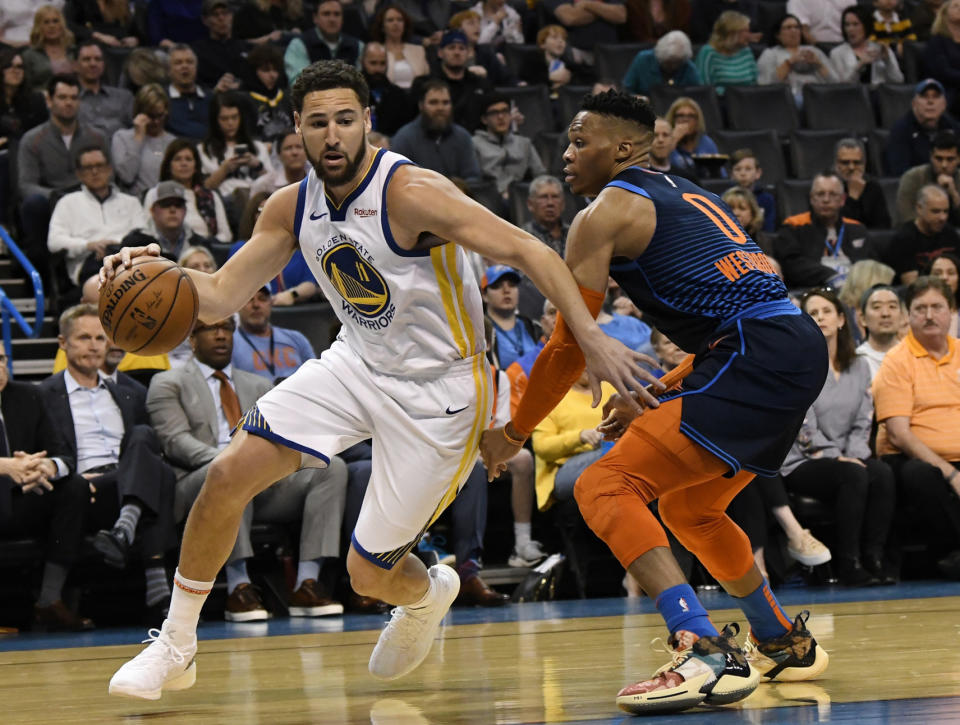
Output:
[102, 61, 662, 700]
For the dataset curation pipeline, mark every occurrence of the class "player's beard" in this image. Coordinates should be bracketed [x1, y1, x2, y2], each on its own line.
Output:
[307, 133, 368, 186]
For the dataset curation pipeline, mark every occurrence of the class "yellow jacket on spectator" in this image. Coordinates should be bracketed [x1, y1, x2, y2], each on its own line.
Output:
[532, 381, 615, 511]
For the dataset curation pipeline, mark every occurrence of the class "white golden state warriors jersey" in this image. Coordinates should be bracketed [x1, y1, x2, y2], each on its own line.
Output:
[293, 148, 486, 376]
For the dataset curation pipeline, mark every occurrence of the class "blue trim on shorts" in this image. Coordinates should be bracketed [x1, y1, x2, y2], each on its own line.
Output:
[239, 405, 330, 465]
[719, 298, 799, 331]
[293, 175, 308, 239]
[351, 533, 398, 570]
[659, 351, 739, 404]
[381, 159, 426, 257]
[679, 421, 741, 474]
[606, 179, 652, 198]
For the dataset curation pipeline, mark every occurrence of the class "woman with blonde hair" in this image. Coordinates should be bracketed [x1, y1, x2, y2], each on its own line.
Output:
[695, 10, 757, 95]
[721, 186, 774, 253]
[369, 4, 429, 89]
[924, 0, 960, 107]
[665, 96, 720, 176]
[111, 83, 175, 196]
[22, 5, 74, 91]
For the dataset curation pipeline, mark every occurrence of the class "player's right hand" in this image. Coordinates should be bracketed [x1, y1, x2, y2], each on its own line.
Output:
[580, 333, 664, 413]
[598, 392, 643, 441]
[479, 428, 522, 482]
[99, 243, 161, 285]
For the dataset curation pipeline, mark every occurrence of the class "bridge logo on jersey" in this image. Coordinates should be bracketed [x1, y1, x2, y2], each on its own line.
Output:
[321, 243, 391, 318]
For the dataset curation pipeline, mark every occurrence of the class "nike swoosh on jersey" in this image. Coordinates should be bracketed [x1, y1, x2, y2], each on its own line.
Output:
[445, 405, 469, 415]
[310, 211, 328, 221]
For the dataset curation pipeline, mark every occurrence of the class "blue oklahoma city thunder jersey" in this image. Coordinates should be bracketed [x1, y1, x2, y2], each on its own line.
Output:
[607, 167, 790, 353]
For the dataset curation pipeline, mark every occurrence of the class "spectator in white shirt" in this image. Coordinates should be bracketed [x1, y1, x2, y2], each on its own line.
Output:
[855, 284, 904, 379]
[47, 146, 147, 287]
[787, 0, 848, 43]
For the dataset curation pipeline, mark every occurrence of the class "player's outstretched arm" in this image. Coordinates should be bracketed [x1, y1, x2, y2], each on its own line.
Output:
[479, 192, 663, 479]
[389, 166, 658, 403]
[100, 186, 300, 323]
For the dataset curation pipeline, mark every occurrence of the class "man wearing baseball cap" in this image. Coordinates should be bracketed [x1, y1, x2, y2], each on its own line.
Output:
[430, 29, 492, 131]
[886, 78, 960, 176]
[119, 181, 211, 263]
[482, 265, 538, 370]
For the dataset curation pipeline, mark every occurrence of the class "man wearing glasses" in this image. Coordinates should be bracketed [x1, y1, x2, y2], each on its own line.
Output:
[46, 145, 147, 291]
[834, 137, 890, 230]
[775, 170, 875, 288]
[473, 92, 545, 200]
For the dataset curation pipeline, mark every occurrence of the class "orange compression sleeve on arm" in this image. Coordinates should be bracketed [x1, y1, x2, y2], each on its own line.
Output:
[510, 285, 604, 440]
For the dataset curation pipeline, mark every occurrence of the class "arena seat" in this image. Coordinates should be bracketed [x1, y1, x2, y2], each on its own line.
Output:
[725, 84, 799, 134]
[789, 128, 848, 180]
[714, 129, 787, 185]
[593, 43, 652, 84]
[803, 84, 875, 135]
[495, 84, 554, 138]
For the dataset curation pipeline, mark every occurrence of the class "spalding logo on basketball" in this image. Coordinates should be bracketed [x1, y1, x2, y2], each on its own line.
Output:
[99, 256, 199, 356]
[321, 243, 390, 318]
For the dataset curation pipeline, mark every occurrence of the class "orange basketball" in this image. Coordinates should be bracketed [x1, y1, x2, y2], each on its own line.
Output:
[99, 256, 199, 355]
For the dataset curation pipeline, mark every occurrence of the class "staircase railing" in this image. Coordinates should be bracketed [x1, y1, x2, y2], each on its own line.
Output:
[0, 226, 45, 372]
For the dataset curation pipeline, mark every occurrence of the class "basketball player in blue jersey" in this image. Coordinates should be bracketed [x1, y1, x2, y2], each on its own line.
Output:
[481, 91, 831, 715]
[101, 63, 662, 700]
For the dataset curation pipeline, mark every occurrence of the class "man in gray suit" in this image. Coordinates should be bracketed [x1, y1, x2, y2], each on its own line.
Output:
[146, 316, 348, 622]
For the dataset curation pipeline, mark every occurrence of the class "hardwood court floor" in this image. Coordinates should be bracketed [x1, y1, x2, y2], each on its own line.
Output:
[2, 585, 960, 724]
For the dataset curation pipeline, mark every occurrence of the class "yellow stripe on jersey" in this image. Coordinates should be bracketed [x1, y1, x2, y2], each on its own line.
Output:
[426, 353, 491, 528]
[444, 242, 477, 355]
[431, 245, 469, 358]
[323, 148, 382, 211]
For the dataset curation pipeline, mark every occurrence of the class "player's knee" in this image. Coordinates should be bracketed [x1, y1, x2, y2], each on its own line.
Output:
[346, 554, 389, 597]
[199, 456, 248, 510]
[658, 499, 711, 539]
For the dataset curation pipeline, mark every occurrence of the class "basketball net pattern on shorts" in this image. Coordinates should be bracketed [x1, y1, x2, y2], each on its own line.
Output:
[213, 370, 242, 429]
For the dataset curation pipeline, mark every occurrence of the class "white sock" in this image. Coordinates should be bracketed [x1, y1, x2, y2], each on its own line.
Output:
[407, 572, 436, 610]
[514, 522, 531, 548]
[167, 568, 214, 642]
[295, 559, 321, 590]
[225, 559, 251, 593]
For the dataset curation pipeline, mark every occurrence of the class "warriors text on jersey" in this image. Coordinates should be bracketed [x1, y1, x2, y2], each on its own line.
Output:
[292, 148, 485, 375]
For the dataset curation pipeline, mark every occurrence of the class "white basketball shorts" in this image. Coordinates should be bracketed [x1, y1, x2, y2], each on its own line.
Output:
[240, 339, 493, 569]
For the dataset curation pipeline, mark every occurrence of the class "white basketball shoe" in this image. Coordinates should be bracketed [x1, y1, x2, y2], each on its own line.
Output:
[108, 620, 197, 700]
[368, 564, 460, 680]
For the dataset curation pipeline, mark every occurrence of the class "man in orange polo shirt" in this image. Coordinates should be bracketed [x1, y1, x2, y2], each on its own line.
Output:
[872, 276, 960, 577]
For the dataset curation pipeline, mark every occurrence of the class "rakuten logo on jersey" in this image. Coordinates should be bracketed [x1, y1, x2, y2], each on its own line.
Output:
[354, 208, 377, 218]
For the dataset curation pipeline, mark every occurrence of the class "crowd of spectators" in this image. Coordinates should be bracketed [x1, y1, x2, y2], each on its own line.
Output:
[0, 0, 960, 631]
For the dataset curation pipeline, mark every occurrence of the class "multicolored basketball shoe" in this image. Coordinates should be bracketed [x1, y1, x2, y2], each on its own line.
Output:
[616, 623, 759, 715]
[744, 610, 829, 682]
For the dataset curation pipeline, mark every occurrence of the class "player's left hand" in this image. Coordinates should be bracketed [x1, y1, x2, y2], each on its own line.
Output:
[479, 428, 523, 482]
[598, 392, 642, 440]
[580, 333, 663, 413]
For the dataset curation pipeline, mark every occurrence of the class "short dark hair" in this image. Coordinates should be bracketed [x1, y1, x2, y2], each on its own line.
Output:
[730, 148, 758, 166]
[417, 77, 450, 103]
[291, 60, 369, 113]
[482, 92, 509, 114]
[932, 130, 959, 153]
[580, 90, 657, 133]
[74, 143, 108, 166]
[905, 275, 956, 311]
[74, 39, 103, 56]
[47, 72, 80, 97]
[859, 283, 900, 314]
